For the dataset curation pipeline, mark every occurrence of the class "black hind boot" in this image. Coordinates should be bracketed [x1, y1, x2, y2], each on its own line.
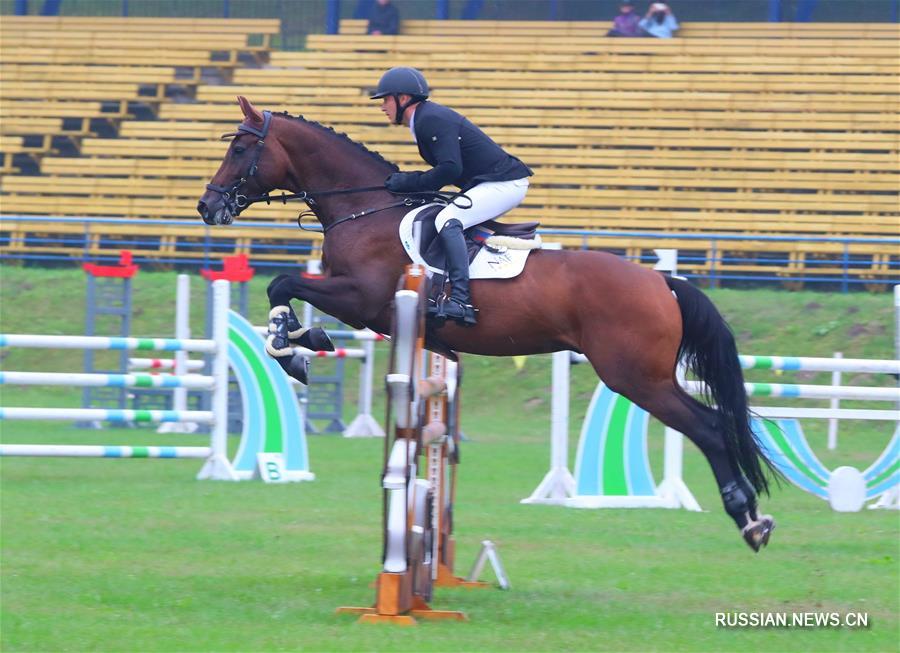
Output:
[433, 219, 477, 327]
[721, 478, 775, 552]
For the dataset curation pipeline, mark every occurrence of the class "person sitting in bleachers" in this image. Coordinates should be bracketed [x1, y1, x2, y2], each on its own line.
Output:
[639, 2, 680, 38]
[367, 0, 400, 35]
[607, 1, 643, 37]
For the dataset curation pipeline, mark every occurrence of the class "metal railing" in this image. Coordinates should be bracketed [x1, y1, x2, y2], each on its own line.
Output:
[1, 215, 896, 290]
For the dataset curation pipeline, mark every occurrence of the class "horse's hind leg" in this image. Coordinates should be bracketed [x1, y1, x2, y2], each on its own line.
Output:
[635, 381, 774, 550]
[587, 351, 775, 551]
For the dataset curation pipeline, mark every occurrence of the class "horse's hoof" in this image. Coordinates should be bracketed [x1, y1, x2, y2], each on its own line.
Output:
[287, 354, 310, 384]
[742, 515, 775, 552]
[274, 353, 309, 385]
[297, 327, 334, 352]
[266, 333, 310, 384]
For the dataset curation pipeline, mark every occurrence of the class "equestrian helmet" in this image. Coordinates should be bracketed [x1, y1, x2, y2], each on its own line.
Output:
[370, 67, 430, 100]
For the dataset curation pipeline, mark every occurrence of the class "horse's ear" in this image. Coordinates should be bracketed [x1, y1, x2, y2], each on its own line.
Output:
[237, 96, 264, 124]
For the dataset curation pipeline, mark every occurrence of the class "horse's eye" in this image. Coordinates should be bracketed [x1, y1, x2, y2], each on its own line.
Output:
[233, 145, 246, 155]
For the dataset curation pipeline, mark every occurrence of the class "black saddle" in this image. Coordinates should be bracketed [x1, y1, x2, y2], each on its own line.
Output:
[414, 204, 540, 271]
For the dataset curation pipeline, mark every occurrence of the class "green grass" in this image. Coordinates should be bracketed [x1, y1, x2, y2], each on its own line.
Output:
[1, 266, 898, 652]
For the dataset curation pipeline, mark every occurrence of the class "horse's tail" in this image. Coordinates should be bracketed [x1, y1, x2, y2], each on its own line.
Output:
[664, 276, 778, 495]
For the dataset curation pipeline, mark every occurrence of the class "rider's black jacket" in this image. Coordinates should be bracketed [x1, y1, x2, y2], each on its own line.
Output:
[386, 100, 532, 193]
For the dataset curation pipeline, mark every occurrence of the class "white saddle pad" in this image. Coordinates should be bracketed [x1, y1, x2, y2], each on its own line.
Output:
[398, 203, 534, 280]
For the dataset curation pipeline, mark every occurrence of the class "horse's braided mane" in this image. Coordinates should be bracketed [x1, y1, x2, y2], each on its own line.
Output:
[272, 111, 399, 173]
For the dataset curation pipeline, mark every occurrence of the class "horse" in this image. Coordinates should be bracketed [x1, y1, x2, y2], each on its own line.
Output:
[198, 96, 778, 551]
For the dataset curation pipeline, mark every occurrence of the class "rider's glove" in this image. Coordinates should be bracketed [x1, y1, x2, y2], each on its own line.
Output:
[385, 172, 420, 193]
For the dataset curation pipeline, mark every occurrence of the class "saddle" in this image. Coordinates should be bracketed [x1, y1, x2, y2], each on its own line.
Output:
[397, 204, 542, 315]
[413, 204, 540, 271]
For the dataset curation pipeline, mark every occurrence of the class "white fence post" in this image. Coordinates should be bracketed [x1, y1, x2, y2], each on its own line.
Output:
[343, 338, 385, 437]
[158, 274, 197, 434]
[197, 280, 238, 481]
[827, 352, 843, 450]
[520, 351, 577, 504]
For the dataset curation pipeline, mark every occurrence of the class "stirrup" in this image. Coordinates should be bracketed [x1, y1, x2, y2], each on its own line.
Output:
[429, 297, 478, 327]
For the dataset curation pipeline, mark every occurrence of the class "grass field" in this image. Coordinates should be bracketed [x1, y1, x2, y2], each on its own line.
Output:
[1, 267, 898, 652]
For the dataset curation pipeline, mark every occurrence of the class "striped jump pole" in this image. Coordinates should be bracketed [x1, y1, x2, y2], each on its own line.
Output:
[0, 371, 215, 390]
[0, 444, 212, 458]
[323, 330, 386, 342]
[0, 408, 215, 423]
[0, 334, 216, 353]
[292, 346, 367, 359]
[739, 355, 900, 375]
[736, 353, 900, 449]
[128, 359, 205, 372]
[683, 380, 900, 402]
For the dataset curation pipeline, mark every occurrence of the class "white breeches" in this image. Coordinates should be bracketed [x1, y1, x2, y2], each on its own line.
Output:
[434, 177, 529, 232]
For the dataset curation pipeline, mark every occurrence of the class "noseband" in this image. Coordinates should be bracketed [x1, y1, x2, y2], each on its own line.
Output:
[205, 110, 273, 216]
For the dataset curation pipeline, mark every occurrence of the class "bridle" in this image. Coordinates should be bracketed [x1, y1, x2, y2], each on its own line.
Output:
[206, 110, 473, 231]
[205, 110, 274, 219]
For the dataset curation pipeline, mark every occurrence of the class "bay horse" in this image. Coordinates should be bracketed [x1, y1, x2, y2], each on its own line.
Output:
[198, 96, 777, 551]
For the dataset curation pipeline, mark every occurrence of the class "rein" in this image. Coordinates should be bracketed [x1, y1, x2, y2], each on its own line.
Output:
[207, 110, 473, 231]
[256, 188, 471, 233]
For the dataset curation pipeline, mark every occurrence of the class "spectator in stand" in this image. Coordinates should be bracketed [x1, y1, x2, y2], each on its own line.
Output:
[639, 2, 680, 38]
[367, 0, 400, 35]
[607, 1, 643, 37]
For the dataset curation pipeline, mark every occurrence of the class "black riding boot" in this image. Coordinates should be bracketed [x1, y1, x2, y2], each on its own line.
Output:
[435, 219, 477, 326]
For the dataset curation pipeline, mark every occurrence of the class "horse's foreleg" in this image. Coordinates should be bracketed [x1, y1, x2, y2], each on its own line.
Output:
[265, 274, 367, 383]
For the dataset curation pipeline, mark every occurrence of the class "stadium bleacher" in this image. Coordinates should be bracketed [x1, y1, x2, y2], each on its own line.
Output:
[0, 17, 897, 284]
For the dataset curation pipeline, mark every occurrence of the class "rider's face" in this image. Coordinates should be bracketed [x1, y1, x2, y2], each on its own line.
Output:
[380, 96, 398, 123]
[380, 94, 413, 124]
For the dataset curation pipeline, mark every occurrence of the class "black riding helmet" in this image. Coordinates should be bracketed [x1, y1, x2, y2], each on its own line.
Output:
[370, 67, 429, 124]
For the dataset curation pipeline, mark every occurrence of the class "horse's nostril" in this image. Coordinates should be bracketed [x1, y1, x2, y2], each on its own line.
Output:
[197, 201, 208, 218]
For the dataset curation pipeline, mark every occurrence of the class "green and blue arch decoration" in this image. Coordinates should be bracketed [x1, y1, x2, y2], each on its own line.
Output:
[573, 382, 898, 509]
[752, 418, 898, 503]
[228, 310, 313, 481]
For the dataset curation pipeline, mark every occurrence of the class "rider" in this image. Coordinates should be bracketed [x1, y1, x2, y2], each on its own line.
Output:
[370, 66, 533, 326]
